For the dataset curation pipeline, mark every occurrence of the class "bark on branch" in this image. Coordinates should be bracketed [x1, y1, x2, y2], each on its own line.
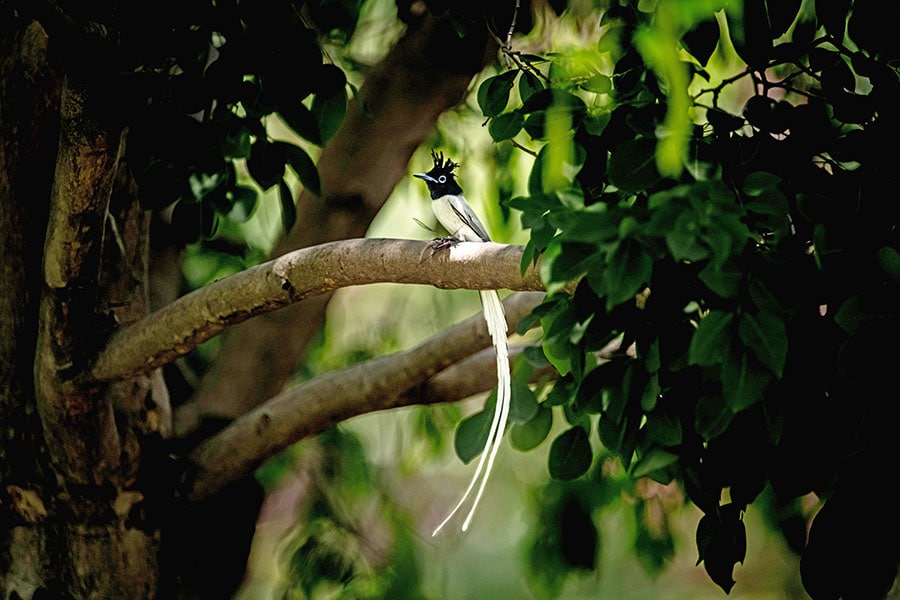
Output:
[186, 292, 545, 502]
[91, 239, 543, 383]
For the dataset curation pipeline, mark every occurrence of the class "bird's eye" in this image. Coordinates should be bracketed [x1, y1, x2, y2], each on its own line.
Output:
[438, 175, 447, 183]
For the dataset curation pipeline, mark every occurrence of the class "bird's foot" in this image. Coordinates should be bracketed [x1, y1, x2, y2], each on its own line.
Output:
[431, 236, 460, 251]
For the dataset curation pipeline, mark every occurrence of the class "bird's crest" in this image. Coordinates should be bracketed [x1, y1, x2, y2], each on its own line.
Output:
[430, 149, 459, 173]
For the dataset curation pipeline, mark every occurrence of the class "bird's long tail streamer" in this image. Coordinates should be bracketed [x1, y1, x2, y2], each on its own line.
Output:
[432, 290, 510, 535]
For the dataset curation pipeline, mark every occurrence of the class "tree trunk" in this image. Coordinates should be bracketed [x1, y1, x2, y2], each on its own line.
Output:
[0, 20, 164, 599]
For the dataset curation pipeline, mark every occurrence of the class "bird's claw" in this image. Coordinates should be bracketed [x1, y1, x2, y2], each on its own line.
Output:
[431, 236, 459, 250]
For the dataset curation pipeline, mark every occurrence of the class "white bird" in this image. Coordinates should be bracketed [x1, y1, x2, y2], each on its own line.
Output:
[414, 150, 511, 534]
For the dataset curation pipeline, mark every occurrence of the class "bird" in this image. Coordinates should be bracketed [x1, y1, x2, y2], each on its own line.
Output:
[414, 149, 511, 534]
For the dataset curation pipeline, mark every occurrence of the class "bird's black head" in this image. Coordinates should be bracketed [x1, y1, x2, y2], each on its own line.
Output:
[414, 149, 463, 199]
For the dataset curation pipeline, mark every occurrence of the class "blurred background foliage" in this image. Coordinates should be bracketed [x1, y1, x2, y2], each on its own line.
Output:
[131, 0, 900, 597]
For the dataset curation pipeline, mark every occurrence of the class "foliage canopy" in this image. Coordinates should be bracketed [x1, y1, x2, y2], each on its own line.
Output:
[461, 0, 899, 597]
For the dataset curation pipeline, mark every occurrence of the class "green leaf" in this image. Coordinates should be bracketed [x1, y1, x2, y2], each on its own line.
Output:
[640, 373, 660, 413]
[548, 427, 593, 480]
[601, 239, 652, 310]
[768, 0, 801, 37]
[518, 70, 544, 103]
[519, 239, 537, 277]
[511, 404, 553, 451]
[275, 141, 321, 196]
[521, 345, 551, 367]
[598, 411, 626, 454]
[600, 364, 631, 423]
[695, 393, 734, 440]
[222, 123, 252, 159]
[721, 351, 771, 412]
[488, 111, 524, 141]
[877, 246, 900, 284]
[543, 243, 602, 289]
[311, 87, 347, 143]
[278, 103, 321, 145]
[477, 70, 518, 117]
[631, 446, 679, 479]
[540, 299, 577, 376]
[681, 17, 720, 66]
[247, 139, 285, 190]
[520, 88, 586, 117]
[742, 171, 781, 196]
[454, 406, 494, 464]
[699, 262, 742, 298]
[580, 73, 612, 94]
[689, 310, 734, 367]
[701, 225, 740, 267]
[816, 0, 850, 40]
[608, 138, 661, 192]
[738, 311, 788, 377]
[697, 504, 747, 594]
[312, 64, 346, 97]
[642, 410, 682, 447]
[553, 209, 619, 244]
[278, 179, 296, 233]
[510, 379, 539, 424]
[523, 111, 547, 140]
[666, 209, 708, 262]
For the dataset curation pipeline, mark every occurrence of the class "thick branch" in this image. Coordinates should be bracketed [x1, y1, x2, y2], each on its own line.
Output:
[91, 239, 542, 383]
[186, 292, 544, 502]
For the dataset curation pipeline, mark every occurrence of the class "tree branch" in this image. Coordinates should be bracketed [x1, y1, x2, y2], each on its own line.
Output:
[185, 292, 544, 502]
[414, 342, 555, 406]
[91, 239, 543, 383]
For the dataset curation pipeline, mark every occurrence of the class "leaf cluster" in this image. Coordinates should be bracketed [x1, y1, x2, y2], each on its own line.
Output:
[119, 0, 354, 244]
[468, 0, 900, 596]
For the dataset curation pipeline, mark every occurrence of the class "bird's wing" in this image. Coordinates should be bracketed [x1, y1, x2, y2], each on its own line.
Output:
[449, 195, 492, 242]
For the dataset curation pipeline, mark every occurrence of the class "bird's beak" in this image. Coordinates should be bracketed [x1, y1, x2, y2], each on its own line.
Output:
[414, 173, 436, 183]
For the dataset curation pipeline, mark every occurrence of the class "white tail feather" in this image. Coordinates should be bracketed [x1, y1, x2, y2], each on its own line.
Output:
[432, 290, 510, 535]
